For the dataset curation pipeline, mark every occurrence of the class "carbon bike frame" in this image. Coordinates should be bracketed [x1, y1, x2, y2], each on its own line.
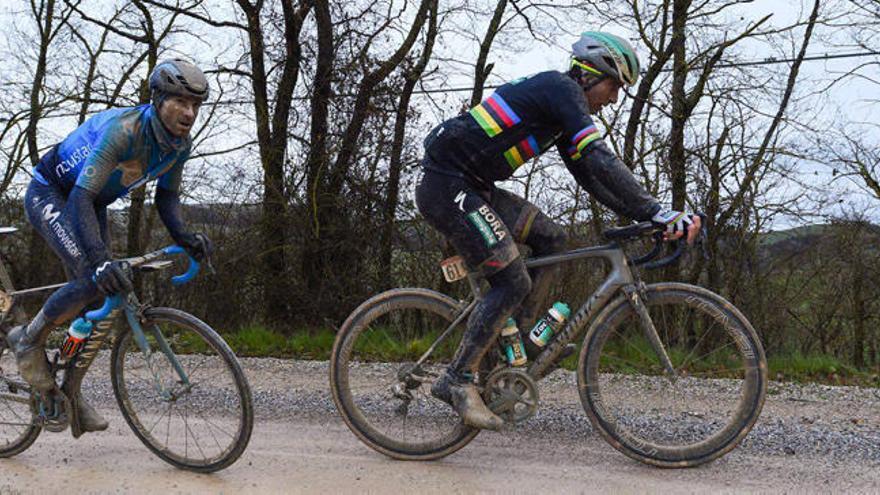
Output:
[413, 238, 676, 381]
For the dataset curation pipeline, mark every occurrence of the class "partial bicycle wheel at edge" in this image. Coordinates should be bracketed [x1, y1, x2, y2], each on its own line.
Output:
[578, 282, 767, 467]
[330, 288, 480, 460]
[110, 307, 254, 473]
[0, 345, 41, 457]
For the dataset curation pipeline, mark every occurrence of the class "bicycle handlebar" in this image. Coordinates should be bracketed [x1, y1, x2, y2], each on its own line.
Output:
[84, 294, 122, 321]
[82, 245, 201, 323]
[627, 214, 708, 270]
[162, 245, 201, 286]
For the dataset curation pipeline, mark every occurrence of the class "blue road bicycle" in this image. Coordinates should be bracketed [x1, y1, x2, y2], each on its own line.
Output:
[0, 226, 253, 473]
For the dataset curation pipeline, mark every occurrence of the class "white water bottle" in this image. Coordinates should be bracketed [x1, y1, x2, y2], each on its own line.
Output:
[528, 302, 571, 349]
[500, 318, 527, 366]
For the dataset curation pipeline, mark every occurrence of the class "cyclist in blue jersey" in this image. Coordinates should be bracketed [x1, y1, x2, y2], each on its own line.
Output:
[6, 59, 213, 432]
[416, 32, 702, 430]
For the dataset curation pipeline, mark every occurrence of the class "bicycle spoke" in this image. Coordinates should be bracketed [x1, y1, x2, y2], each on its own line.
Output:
[681, 340, 738, 368]
[678, 316, 724, 371]
[332, 294, 476, 459]
[586, 288, 765, 466]
[192, 408, 237, 441]
[147, 401, 173, 436]
[182, 403, 209, 461]
[114, 310, 252, 471]
[1, 395, 27, 423]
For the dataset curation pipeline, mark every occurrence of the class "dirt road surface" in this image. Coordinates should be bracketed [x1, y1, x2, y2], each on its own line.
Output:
[0, 356, 877, 494]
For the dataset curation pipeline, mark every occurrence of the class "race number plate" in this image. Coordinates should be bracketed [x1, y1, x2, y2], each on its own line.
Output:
[440, 256, 468, 282]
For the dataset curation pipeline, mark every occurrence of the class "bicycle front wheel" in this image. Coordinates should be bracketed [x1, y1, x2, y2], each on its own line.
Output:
[110, 307, 253, 473]
[330, 288, 480, 460]
[579, 283, 767, 467]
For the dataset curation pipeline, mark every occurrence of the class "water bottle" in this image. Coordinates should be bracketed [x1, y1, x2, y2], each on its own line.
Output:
[61, 318, 92, 359]
[528, 302, 571, 350]
[500, 318, 527, 366]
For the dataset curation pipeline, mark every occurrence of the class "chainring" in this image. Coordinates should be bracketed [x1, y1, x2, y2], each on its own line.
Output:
[484, 368, 539, 424]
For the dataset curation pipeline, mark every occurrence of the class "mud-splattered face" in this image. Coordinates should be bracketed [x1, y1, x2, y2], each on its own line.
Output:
[158, 95, 202, 137]
[584, 78, 623, 114]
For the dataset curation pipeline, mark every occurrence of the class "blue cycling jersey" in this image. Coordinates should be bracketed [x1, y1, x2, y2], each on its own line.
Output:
[34, 104, 190, 206]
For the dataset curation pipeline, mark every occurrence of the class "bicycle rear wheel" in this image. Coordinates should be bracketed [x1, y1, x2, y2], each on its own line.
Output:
[330, 288, 480, 460]
[110, 307, 253, 473]
[579, 283, 767, 467]
[0, 345, 41, 457]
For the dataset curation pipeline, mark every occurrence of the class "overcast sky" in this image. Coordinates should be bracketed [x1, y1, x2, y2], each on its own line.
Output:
[1, 0, 877, 229]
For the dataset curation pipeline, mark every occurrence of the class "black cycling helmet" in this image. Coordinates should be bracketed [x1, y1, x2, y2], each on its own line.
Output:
[570, 32, 640, 88]
[149, 59, 209, 106]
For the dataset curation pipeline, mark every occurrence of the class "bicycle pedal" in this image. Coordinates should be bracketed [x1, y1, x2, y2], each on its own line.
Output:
[34, 389, 70, 433]
[37, 402, 69, 433]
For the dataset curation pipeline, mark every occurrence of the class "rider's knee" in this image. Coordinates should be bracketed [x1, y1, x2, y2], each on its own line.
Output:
[43, 278, 102, 323]
[546, 225, 568, 254]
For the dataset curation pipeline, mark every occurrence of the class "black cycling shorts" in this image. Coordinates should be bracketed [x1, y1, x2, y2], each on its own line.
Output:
[415, 167, 545, 277]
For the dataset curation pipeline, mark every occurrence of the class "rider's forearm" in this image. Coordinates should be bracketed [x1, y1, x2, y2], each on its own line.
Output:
[567, 141, 660, 221]
[69, 185, 109, 268]
[155, 185, 187, 244]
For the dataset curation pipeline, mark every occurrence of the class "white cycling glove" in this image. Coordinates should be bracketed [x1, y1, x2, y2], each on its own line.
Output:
[651, 209, 694, 236]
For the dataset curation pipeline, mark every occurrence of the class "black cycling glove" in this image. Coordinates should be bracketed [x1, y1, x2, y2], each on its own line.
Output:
[177, 232, 213, 262]
[93, 260, 133, 295]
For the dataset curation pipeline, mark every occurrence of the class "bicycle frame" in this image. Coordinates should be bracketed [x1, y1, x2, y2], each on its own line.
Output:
[414, 240, 676, 381]
[0, 238, 198, 435]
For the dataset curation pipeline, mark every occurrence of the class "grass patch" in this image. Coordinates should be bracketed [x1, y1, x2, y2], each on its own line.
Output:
[768, 352, 877, 386]
[223, 325, 337, 359]
[227, 326, 291, 356]
[215, 326, 877, 387]
[288, 329, 335, 360]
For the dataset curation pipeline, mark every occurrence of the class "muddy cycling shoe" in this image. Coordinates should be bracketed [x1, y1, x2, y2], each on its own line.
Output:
[76, 396, 108, 432]
[431, 372, 504, 431]
[6, 314, 55, 393]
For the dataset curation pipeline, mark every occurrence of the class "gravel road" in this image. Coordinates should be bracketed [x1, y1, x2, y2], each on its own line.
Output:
[0, 354, 878, 493]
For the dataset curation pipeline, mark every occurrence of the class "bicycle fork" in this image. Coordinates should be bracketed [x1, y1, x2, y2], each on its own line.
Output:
[622, 285, 677, 382]
[124, 301, 192, 401]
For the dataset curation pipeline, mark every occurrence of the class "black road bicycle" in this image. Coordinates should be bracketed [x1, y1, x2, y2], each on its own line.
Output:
[0, 226, 253, 473]
[330, 221, 767, 467]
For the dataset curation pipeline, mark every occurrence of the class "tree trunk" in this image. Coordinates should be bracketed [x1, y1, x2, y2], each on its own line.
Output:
[469, 0, 507, 107]
[304, 0, 433, 322]
[379, 1, 438, 289]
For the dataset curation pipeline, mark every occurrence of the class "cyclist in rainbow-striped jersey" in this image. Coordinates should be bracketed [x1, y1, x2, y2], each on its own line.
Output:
[416, 32, 701, 430]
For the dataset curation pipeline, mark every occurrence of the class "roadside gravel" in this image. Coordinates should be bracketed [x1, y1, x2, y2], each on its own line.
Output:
[69, 354, 880, 463]
[1, 352, 878, 493]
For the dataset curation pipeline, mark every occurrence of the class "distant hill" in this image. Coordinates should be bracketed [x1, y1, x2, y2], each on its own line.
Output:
[759, 222, 880, 261]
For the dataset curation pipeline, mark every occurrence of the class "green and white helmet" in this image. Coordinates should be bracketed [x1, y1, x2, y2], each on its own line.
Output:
[570, 32, 640, 87]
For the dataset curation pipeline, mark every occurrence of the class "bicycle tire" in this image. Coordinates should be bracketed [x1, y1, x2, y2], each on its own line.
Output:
[110, 307, 253, 473]
[0, 346, 41, 458]
[330, 288, 480, 460]
[578, 282, 767, 467]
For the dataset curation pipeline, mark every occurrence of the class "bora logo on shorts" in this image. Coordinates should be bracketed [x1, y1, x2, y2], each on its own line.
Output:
[467, 205, 506, 247]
